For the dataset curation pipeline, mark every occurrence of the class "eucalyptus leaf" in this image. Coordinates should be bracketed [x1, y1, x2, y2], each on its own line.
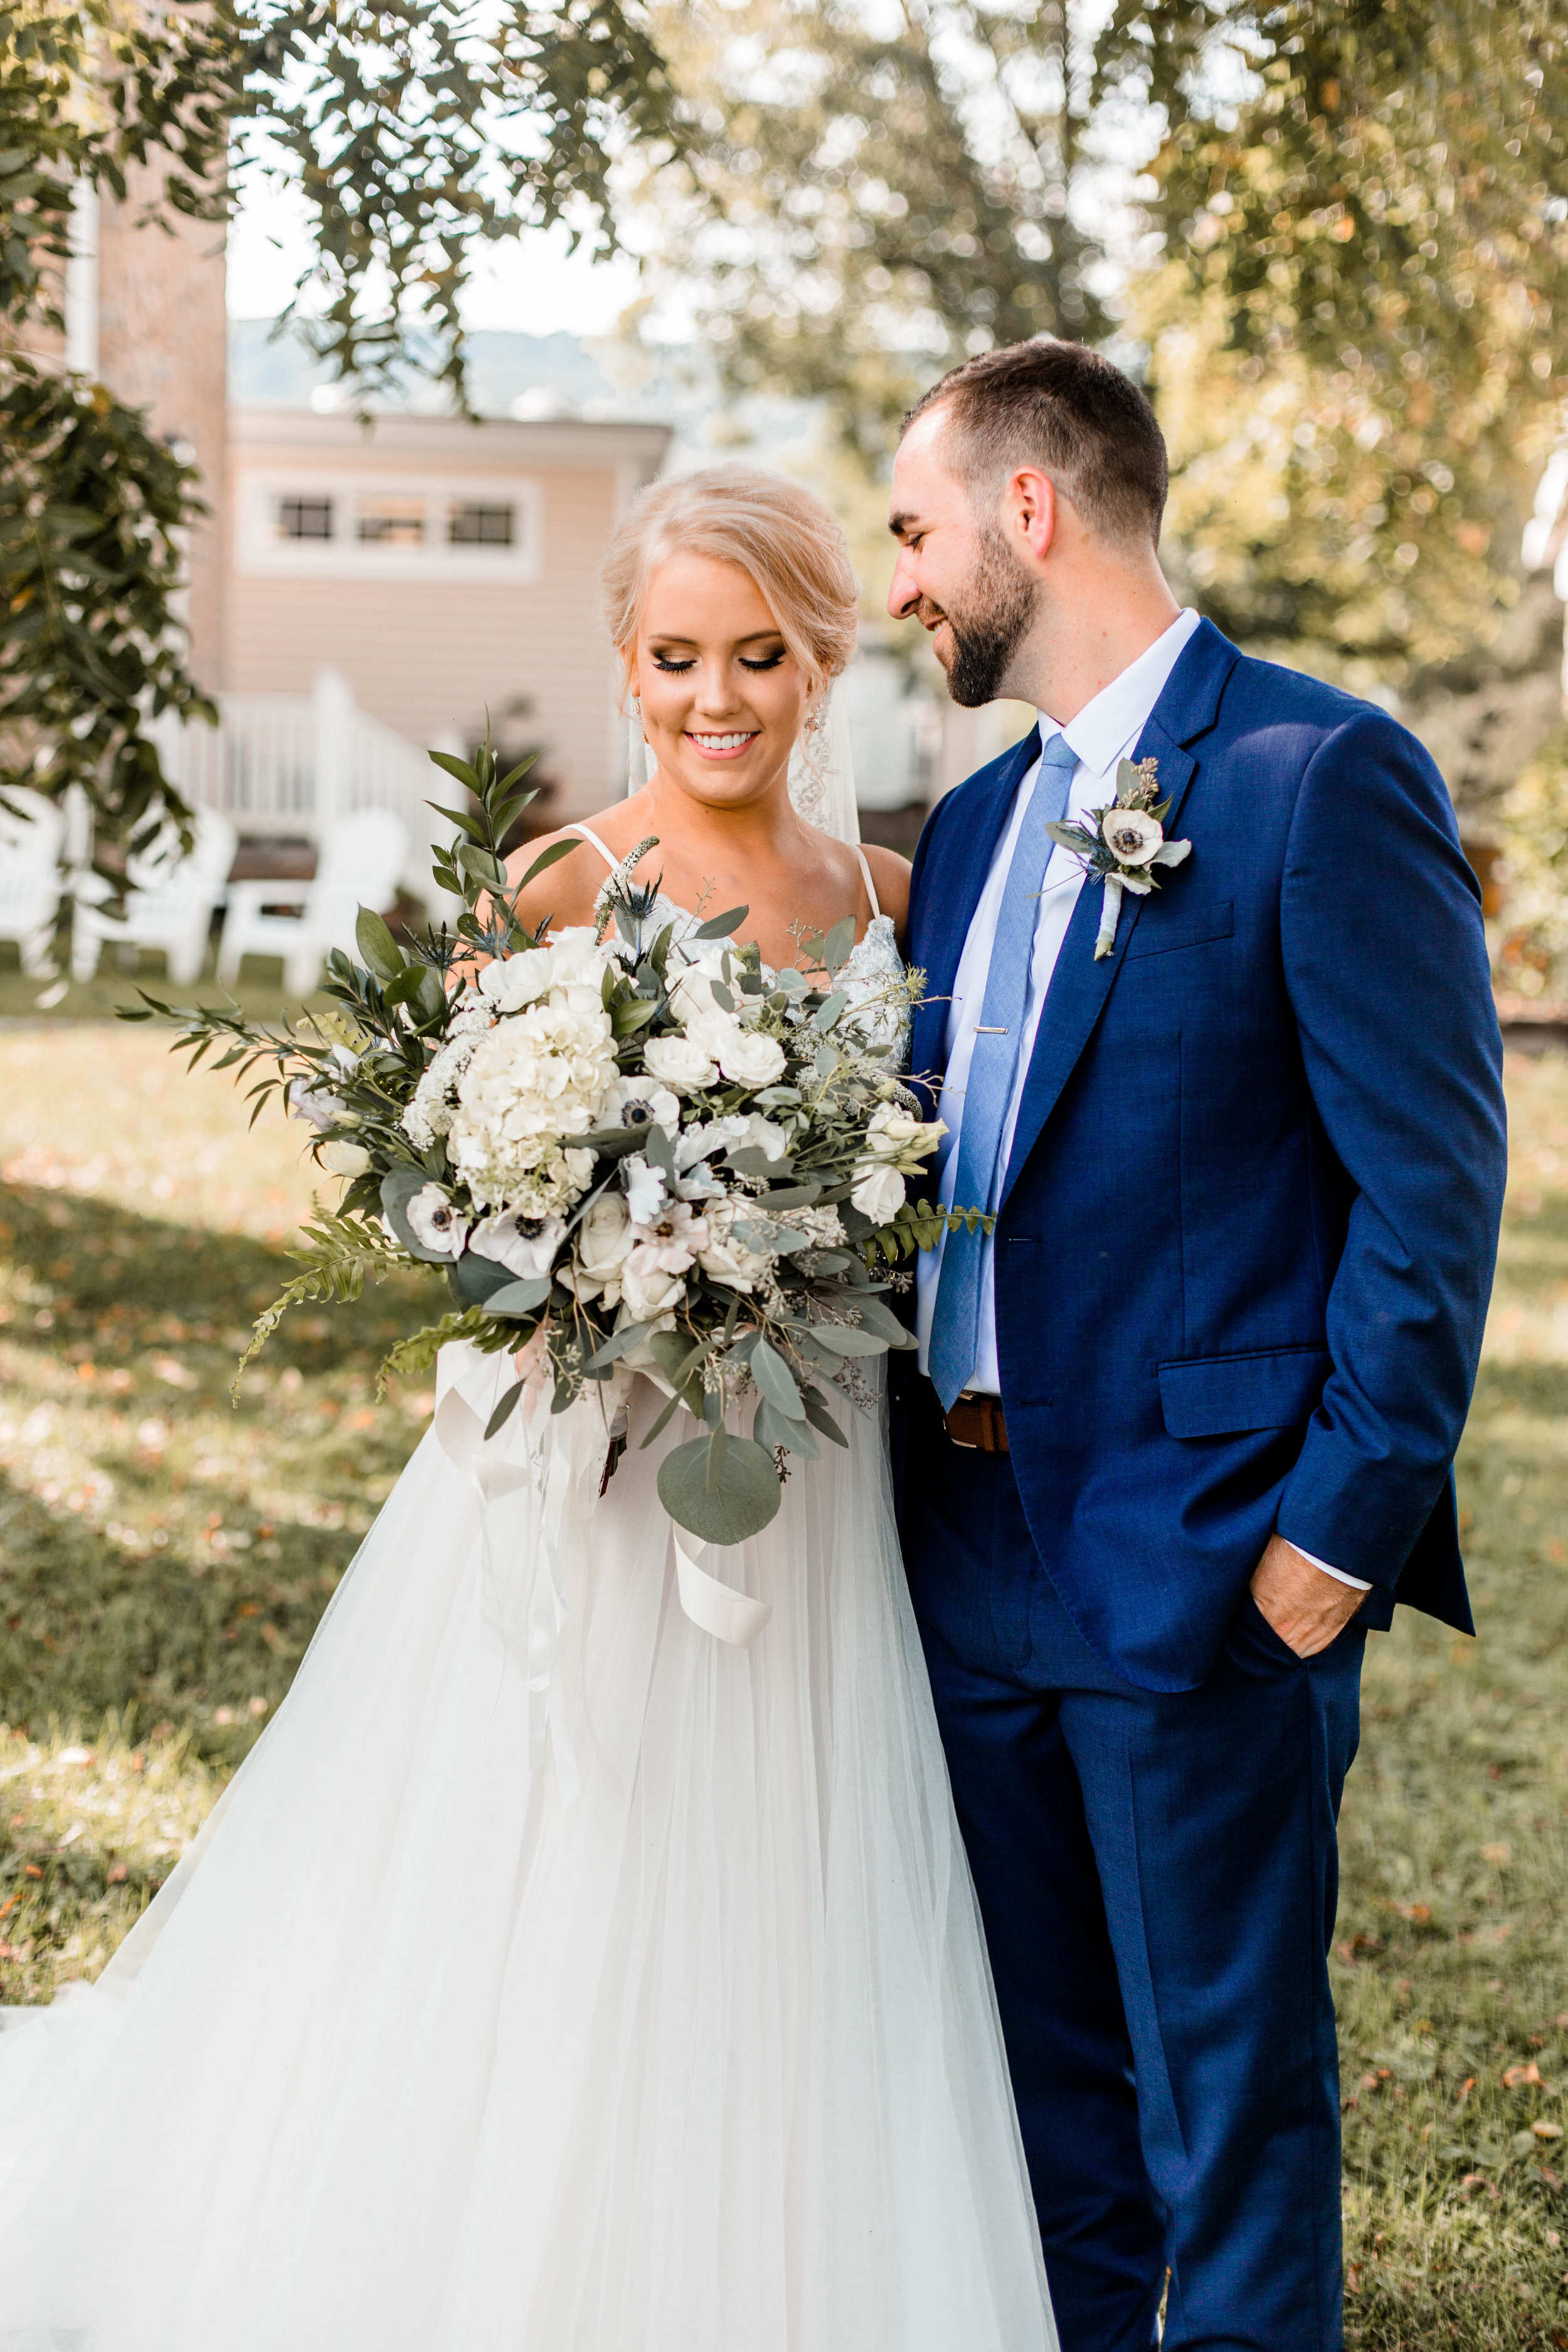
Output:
[801, 1385, 849, 1448]
[693, 905, 748, 940]
[751, 1336, 805, 1419]
[850, 1294, 914, 1346]
[755, 1396, 821, 1458]
[822, 914, 856, 975]
[449, 1251, 518, 1305]
[802, 1323, 888, 1359]
[484, 1379, 525, 1440]
[586, 1320, 655, 1369]
[657, 1434, 781, 1547]
[480, 1274, 553, 1317]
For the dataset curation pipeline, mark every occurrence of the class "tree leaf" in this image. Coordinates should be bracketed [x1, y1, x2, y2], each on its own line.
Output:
[657, 1434, 781, 1546]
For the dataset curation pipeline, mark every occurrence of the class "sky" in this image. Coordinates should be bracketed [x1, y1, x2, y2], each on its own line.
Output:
[226, 173, 645, 338]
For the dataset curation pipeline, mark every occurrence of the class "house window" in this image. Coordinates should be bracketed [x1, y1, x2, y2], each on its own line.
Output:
[242, 473, 541, 579]
[356, 497, 426, 547]
[277, 496, 334, 541]
[448, 501, 514, 546]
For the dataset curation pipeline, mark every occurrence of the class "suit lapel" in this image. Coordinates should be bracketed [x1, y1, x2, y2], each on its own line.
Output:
[997, 620, 1239, 1208]
[909, 724, 1039, 1092]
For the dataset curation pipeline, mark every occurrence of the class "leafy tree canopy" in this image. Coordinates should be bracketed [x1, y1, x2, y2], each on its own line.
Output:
[1113, 0, 1568, 677]
[656, 0, 1565, 681]
[1, 0, 679, 856]
[643, 0, 1108, 462]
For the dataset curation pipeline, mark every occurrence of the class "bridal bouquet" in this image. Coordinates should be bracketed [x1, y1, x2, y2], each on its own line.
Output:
[123, 742, 987, 1547]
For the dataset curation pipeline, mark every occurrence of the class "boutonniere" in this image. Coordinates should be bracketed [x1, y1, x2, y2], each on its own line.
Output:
[1046, 756, 1192, 960]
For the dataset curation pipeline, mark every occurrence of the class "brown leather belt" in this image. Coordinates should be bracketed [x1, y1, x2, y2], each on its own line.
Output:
[942, 1392, 1009, 1453]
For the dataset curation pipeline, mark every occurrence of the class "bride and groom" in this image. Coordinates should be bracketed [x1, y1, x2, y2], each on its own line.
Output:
[0, 339, 1504, 2351]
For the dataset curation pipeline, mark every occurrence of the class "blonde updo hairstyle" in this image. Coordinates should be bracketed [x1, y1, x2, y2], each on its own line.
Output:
[601, 467, 859, 735]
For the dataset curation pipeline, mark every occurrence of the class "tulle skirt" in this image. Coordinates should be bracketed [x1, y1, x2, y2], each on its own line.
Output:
[0, 1355, 1054, 2351]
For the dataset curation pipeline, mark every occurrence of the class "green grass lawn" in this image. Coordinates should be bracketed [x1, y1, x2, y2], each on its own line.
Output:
[1, 1019, 1566, 2343]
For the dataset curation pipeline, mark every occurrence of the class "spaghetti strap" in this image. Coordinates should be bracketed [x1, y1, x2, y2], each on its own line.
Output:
[851, 843, 882, 921]
[563, 822, 620, 874]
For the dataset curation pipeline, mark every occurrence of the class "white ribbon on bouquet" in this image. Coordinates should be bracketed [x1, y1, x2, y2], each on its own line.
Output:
[433, 1340, 770, 1799]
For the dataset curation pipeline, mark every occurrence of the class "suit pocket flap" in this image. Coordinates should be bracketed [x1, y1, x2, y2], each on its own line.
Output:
[1124, 899, 1234, 960]
[1158, 1346, 1330, 1439]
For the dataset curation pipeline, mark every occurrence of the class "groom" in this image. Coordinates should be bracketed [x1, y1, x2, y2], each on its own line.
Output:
[889, 339, 1506, 2351]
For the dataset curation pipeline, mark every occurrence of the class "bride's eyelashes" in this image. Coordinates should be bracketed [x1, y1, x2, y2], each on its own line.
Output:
[647, 647, 788, 674]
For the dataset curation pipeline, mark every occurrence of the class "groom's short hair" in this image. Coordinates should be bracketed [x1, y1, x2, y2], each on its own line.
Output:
[903, 339, 1168, 549]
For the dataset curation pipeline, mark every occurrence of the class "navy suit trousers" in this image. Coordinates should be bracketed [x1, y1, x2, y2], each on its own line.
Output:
[901, 1382, 1365, 2352]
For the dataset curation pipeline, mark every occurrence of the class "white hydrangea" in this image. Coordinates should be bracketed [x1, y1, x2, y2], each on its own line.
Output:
[402, 997, 493, 1152]
[447, 1001, 617, 1214]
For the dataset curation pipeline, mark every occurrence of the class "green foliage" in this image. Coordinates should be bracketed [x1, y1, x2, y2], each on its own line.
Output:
[0, 359, 216, 847]
[247, 0, 681, 408]
[1, 0, 680, 855]
[644, 0, 1106, 457]
[1111, 0, 1568, 675]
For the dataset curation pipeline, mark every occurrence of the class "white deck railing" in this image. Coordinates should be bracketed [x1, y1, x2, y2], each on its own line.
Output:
[152, 671, 456, 903]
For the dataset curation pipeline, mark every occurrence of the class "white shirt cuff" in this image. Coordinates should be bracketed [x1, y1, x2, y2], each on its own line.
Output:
[1284, 1541, 1372, 1593]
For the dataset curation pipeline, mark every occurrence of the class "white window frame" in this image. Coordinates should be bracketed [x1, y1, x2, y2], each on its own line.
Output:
[236, 469, 544, 583]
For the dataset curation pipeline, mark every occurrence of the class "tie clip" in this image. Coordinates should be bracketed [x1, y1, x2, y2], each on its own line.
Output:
[974, 1025, 1008, 1034]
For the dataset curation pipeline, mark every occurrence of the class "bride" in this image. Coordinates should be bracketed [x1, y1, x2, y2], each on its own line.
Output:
[0, 469, 1056, 2352]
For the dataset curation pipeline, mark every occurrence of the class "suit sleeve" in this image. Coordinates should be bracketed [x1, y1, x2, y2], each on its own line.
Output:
[1274, 709, 1507, 1589]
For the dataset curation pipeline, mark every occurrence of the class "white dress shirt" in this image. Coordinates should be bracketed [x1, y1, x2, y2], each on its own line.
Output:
[911, 607, 1368, 1594]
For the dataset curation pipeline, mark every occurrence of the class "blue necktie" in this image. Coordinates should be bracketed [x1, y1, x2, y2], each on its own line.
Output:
[929, 732, 1079, 1411]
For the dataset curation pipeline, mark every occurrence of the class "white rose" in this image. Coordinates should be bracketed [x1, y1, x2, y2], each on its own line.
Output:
[406, 1184, 472, 1257]
[1099, 808, 1164, 868]
[865, 1105, 942, 1161]
[572, 1190, 634, 1302]
[712, 1026, 787, 1089]
[613, 1301, 677, 1367]
[645, 1034, 719, 1091]
[546, 926, 612, 1012]
[697, 1200, 776, 1293]
[479, 947, 554, 1010]
[850, 1163, 907, 1224]
[667, 948, 753, 1030]
[620, 1255, 689, 1323]
[469, 1211, 565, 1281]
[319, 1137, 371, 1178]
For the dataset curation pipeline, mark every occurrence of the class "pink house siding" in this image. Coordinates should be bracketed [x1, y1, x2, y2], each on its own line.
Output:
[226, 411, 670, 820]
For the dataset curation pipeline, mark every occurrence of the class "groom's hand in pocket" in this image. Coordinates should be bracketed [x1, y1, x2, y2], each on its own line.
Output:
[1249, 1534, 1367, 1659]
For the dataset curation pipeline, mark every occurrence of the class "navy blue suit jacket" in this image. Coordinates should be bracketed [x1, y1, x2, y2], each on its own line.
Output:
[901, 618, 1507, 1692]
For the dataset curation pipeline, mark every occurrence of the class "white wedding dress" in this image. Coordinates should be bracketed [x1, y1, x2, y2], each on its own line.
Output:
[0, 830, 1056, 2352]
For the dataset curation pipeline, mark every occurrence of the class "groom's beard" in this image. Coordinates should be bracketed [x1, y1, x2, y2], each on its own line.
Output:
[937, 528, 1041, 708]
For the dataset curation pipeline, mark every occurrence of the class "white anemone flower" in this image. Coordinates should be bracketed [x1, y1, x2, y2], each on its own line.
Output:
[1100, 809, 1165, 867]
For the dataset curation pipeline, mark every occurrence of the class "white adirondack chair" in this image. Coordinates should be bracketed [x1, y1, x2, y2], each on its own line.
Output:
[218, 807, 409, 995]
[71, 805, 238, 987]
[0, 790, 66, 977]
